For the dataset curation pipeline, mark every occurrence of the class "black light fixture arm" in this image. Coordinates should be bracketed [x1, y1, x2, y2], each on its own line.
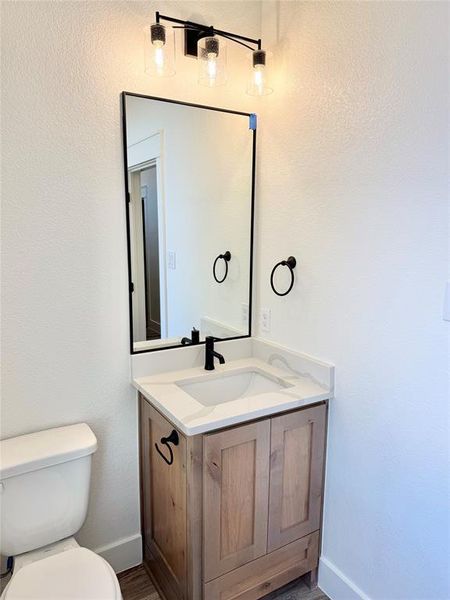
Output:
[155, 11, 262, 51]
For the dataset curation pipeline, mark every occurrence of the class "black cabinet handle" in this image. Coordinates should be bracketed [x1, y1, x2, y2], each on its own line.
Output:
[213, 251, 231, 283]
[270, 256, 297, 296]
[155, 430, 179, 466]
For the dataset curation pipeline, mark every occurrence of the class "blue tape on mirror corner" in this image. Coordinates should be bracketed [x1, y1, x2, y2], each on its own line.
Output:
[249, 114, 257, 130]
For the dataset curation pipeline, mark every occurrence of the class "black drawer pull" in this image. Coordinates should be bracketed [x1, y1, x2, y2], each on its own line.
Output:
[155, 429, 179, 465]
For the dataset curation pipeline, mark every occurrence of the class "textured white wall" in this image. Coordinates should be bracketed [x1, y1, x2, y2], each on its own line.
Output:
[1, 0, 261, 567]
[258, 2, 449, 598]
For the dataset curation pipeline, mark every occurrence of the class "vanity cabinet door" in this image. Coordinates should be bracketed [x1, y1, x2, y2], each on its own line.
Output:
[203, 420, 271, 582]
[268, 404, 326, 552]
[140, 397, 187, 600]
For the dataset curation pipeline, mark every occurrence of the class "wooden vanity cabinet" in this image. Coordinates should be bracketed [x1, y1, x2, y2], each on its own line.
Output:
[139, 394, 327, 600]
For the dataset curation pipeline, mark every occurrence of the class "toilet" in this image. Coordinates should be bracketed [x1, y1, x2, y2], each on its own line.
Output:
[0, 423, 122, 599]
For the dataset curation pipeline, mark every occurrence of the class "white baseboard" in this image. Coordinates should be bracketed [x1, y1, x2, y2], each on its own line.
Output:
[95, 533, 142, 574]
[319, 556, 370, 600]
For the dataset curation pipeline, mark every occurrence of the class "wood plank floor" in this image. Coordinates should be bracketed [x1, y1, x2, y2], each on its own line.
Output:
[118, 565, 329, 600]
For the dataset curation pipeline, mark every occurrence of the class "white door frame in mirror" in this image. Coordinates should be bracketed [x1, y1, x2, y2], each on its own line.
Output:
[127, 131, 168, 341]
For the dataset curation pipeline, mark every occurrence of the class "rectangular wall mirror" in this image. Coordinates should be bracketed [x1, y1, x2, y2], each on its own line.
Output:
[122, 93, 256, 353]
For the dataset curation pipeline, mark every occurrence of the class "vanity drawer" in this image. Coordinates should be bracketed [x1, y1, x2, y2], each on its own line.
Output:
[203, 531, 319, 600]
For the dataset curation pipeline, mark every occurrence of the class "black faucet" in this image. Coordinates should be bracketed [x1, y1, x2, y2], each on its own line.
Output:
[181, 327, 200, 346]
[204, 336, 225, 371]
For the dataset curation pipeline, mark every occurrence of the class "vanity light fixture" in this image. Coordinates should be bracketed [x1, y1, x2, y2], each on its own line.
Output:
[146, 22, 175, 76]
[198, 34, 227, 87]
[248, 50, 273, 96]
[145, 12, 273, 95]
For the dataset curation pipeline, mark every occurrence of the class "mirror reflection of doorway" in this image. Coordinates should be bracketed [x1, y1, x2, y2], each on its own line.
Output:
[140, 167, 160, 339]
[129, 163, 161, 341]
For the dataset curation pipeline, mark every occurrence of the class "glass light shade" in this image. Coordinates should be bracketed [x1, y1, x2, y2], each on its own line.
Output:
[198, 36, 227, 87]
[144, 23, 175, 77]
[247, 50, 273, 96]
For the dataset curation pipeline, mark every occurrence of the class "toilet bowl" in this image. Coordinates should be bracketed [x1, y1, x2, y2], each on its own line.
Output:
[0, 424, 122, 599]
[1, 541, 122, 599]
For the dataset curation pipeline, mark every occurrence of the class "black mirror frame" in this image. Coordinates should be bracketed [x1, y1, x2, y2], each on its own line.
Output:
[121, 92, 256, 354]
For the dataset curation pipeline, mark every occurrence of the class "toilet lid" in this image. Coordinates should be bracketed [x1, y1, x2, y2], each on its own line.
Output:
[3, 548, 122, 599]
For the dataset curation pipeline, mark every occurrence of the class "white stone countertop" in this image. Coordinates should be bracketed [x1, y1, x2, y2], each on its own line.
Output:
[133, 357, 331, 436]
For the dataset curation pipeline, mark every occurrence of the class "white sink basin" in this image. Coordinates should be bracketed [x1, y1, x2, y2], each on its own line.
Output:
[176, 369, 293, 406]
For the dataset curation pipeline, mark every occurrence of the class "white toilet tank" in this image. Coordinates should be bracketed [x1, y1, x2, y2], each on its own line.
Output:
[0, 423, 97, 557]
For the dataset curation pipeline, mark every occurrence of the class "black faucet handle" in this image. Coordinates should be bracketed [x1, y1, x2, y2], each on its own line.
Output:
[206, 335, 222, 342]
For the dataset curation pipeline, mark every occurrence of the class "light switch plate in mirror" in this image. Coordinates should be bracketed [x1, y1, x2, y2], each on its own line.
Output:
[121, 93, 256, 354]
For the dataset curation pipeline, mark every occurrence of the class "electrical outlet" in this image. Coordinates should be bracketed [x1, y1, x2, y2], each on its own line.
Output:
[260, 308, 271, 333]
[241, 303, 249, 326]
[168, 251, 176, 270]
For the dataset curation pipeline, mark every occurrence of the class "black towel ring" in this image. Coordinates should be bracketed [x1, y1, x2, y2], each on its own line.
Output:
[155, 430, 179, 466]
[213, 251, 231, 283]
[270, 256, 297, 296]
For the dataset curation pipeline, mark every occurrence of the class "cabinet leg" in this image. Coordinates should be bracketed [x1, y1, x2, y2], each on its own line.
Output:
[303, 567, 318, 589]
